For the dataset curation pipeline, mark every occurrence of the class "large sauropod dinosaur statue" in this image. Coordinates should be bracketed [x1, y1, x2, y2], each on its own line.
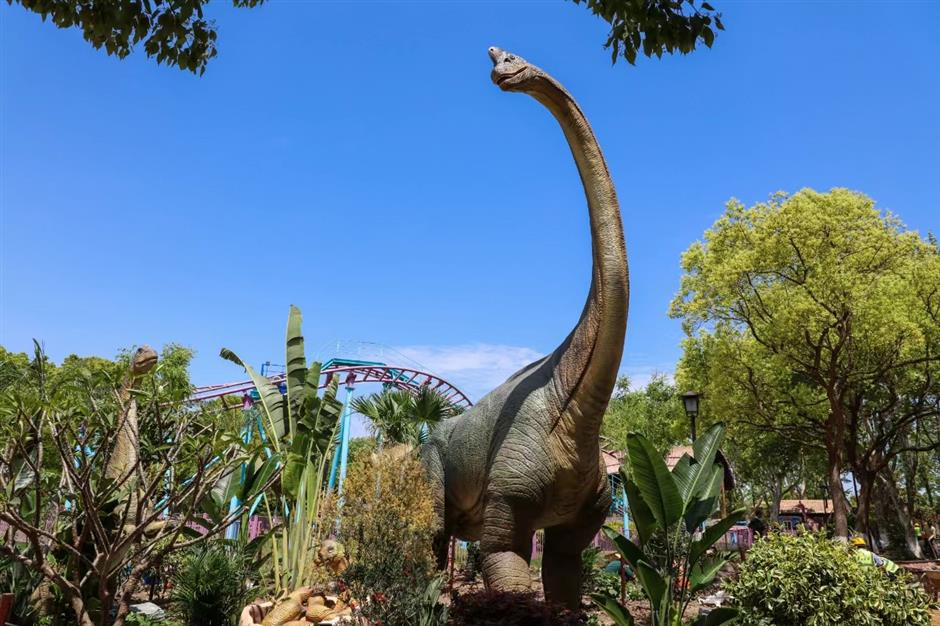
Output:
[421, 47, 628, 608]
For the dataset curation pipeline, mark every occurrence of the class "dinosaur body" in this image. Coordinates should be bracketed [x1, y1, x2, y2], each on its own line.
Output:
[421, 48, 628, 608]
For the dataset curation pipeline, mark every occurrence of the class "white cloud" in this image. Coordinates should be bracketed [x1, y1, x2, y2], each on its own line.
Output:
[393, 343, 544, 401]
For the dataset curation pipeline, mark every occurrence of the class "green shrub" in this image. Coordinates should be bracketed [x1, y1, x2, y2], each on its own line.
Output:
[462, 542, 484, 582]
[580, 546, 603, 596]
[725, 532, 932, 626]
[338, 450, 443, 626]
[170, 542, 251, 626]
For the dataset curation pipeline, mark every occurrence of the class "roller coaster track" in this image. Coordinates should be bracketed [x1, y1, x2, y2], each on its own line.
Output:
[190, 359, 473, 408]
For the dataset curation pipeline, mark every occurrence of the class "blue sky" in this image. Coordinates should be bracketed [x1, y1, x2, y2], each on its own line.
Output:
[2, 1, 939, 414]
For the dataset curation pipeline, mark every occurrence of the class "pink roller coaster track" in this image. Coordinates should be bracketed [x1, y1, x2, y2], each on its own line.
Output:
[190, 363, 473, 408]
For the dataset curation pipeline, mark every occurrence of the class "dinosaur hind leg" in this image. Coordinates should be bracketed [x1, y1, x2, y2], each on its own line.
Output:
[542, 495, 610, 609]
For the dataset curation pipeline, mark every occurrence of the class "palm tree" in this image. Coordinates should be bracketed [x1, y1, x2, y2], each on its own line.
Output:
[351, 387, 462, 447]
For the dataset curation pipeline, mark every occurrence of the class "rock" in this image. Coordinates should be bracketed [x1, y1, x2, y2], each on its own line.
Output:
[130, 602, 166, 621]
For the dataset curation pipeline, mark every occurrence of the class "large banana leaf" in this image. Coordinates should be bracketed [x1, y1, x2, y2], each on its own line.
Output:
[688, 508, 746, 567]
[219, 349, 286, 453]
[285, 305, 307, 437]
[635, 561, 667, 614]
[626, 433, 682, 528]
[591, 594, 635, 626]
[602, 526, 646, 571]
[689, 556, 725, 594]
[621, 469, 657, 546]
[691, 607, 738, 626]
[682, 465, 723, 533]
[671, 423, 724, 507]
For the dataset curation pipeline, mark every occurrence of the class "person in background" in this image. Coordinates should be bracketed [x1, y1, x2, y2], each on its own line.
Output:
[923, 521, 937, 559]
[850, 536, 900, 577]
[748, 508, 767, 539]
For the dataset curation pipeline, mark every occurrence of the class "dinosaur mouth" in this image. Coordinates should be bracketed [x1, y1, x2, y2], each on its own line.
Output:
[495, 68, 525, 88]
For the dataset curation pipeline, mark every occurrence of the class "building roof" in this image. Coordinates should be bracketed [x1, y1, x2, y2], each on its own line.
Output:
[779, 499, 831, 514]
[602, 449, 623, 475]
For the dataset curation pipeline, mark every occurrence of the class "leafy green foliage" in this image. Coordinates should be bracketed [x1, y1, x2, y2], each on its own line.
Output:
[317, 448, 439, 624]
[0, 552, 45, 624]
[672, 188, 940, 541]
[725, 533, 931, 626]
[461, 541, 484, 582]
[602, 375, 688, 456]
[7, 0, 264, 74]
[0, 342, 271, 626]
[221, 305, 343, 596]
[569, 0, 723, 65]
[351, 386, 462, 447]
[170, 542, 251, 626]
[593, 424, 742, 626]
[336, 450, 441, 626]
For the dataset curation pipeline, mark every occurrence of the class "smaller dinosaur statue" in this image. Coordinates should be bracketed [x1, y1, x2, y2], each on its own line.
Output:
[316, 539, 349, 577]
[105, 345, 158, 531]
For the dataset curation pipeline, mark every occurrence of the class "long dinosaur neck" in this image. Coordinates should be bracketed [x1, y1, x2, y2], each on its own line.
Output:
[530, 78, 628, 443]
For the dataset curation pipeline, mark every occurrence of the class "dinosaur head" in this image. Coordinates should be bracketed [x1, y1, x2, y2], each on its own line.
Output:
[489, 47, 544, 92]
[131, 345, 158, 377]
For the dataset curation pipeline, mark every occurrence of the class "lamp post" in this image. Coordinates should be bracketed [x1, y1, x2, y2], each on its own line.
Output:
[681, 391, 701, 442]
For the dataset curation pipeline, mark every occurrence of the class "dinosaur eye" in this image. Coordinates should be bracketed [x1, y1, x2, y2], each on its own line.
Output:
[508, 55, 516, 62]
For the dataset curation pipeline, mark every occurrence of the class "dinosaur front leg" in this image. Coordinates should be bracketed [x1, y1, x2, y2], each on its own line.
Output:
[480, 497, 534, 592]
[542, 494, 610, 609]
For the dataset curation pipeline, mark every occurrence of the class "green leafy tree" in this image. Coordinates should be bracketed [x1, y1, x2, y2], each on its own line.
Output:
[593, 424, 743, 626]
[602, 374, 688, 456]
[11, 0, 722, 74]
[0, 343, 274, 626]
[7, 0, 264, 74]
[569, 0, 723, 64]
[351, 386, 461, 448]
[671, 189, 940, 545]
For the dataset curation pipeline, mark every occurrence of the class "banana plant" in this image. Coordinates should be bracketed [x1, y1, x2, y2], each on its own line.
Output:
[221, 305, 344, 596]
[593, 424, 743, 626]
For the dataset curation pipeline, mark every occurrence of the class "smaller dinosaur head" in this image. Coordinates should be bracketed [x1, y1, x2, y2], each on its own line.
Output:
[489, 47, 543, 92]
[317, 538, 346, 563]
[131, 345, 158, 377]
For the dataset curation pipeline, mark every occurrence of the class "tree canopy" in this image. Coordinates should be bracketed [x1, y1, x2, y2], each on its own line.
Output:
[7, 0, 263, 74]
[671, 188, 940, 548]
[11, 0, 723, 74]
[570, 0, 723, 65]
[601, 374, 688, 455]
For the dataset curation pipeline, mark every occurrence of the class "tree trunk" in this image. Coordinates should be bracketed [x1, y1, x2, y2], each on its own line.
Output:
[769, 476, 784, 523]
[871, 468, 922, 560]
[902, 450, 919, 517]
[825, 440, 849, 538]
[922, 466, 935, 511]
[855, 468, 877, 547]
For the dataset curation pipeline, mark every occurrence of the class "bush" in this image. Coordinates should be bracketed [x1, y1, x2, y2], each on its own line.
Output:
[449, 591, 586, 626]
[725, 532, 932, 626]
[170, 542, 252, 626]
[462, 542, 484, 582]
[337, 449, 442, 626]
